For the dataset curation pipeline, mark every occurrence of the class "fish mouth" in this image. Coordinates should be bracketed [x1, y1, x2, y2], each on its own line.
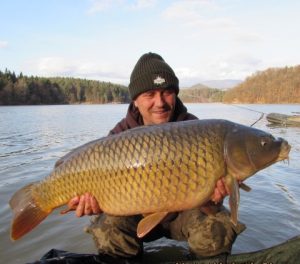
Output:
[276, 140, 291, 162]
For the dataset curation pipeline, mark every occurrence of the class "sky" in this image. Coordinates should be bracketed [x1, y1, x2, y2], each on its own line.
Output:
[1, 0, 300, 87]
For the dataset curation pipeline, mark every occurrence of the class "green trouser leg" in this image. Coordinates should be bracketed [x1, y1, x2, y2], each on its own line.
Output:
[85, 214, 144, 258]
[85, 206, 245, 259]
[168, 207, 246, 257]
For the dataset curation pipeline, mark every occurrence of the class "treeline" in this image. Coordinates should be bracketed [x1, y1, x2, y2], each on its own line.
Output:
[223, 66, 300, 103]
[0, 69, 130, 105]
[179, 84, 225, 103]
[1, 65, 300, 105]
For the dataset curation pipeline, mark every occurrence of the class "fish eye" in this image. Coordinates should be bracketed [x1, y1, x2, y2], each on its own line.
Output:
[260, 135, 274, 147]
[261, 140, 268, 147]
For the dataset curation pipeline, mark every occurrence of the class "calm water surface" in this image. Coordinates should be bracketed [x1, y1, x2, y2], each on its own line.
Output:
[0, 104, 300, 263]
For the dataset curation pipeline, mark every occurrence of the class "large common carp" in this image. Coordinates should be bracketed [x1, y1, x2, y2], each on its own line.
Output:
[9, 119, 291, 241]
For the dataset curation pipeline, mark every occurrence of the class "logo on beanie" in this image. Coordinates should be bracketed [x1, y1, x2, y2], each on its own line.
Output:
[153, 75, 166, 85]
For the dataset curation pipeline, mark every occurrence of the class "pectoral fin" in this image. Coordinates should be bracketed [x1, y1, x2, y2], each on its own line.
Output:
[137, 212, 168, 238]
[225, 176, 240, 226]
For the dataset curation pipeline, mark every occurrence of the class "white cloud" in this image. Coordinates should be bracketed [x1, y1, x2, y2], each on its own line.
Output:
[206, 54, 263, 80]
[163, 0, 233, 29]
[0, 41, 8, 48]
[174, 52, 263, 86]
[176, 67, 200, 79]
[234, 32, 263, 43]
[36, 57, 76, 76]
[163, 1, 262, 44]
[21, 53, 270, 87]
[227, 53, 262, 67]
[25, 56, 129, 84]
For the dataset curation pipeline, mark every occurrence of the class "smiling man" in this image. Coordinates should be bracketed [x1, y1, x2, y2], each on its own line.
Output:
[67, 52, 245, 260]
[133, 87, 176, 125]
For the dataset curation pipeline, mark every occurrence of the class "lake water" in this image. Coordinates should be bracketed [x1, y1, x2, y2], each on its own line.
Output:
[0, 103, 300, 263]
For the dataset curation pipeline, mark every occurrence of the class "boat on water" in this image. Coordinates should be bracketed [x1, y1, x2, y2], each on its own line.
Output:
[266, 112, 300, 126]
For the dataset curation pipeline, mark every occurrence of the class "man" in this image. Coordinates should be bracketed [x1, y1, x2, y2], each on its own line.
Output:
[67, 52, 245, 259]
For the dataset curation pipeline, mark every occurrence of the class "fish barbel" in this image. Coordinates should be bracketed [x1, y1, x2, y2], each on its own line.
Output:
[9, 119, 291, 240]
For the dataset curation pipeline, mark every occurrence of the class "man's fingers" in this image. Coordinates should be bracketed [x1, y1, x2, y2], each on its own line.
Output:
[210, 178, 230, 204]
[63, 193, 102, 217]
[61, 196, 80, 214]
[217, 178, 227, 197]
[222, 178, 231, 194]
[212, 188, 222, 203]
[68, 196, 80, 209]
[76, 195, 86, 217]
[84, 193, 93, 215]
[90, 195, 102, 214]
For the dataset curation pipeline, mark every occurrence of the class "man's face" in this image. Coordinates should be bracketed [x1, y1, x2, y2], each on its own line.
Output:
[134, 88, 176, 125]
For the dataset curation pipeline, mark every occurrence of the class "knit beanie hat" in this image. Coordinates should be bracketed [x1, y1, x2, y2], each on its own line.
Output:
[128, 52, 179, 99]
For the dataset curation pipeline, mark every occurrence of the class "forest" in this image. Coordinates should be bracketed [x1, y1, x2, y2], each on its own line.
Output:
[1, 65, 299, 105]
[0, 69, 130, 105]
[223, 65, 300, 103]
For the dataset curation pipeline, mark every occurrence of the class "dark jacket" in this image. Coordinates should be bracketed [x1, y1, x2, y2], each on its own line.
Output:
[109, 97, 198, 135]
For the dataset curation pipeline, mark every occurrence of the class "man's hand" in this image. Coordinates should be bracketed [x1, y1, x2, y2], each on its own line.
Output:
[211, 178, 229, 204]
[62, 193, 102, 217]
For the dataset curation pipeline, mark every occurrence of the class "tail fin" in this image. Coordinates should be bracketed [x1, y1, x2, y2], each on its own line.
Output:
[9, 183, 50, 241]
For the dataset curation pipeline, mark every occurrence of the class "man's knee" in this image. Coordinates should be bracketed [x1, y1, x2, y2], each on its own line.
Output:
[169, 207, 246, 257]
[85, 214, 143, 258]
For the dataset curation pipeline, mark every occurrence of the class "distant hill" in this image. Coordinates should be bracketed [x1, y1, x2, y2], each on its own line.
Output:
[179, 85, 224, 103]
[200, 79, 242, 89]
[181, 79, 242, 90]
[223, 65, 300, 103]
[179, 80, 239, 103]
[186, 83, 211, 90]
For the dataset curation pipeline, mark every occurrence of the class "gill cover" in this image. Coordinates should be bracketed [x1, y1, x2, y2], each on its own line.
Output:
[224, 124, 283, 181]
